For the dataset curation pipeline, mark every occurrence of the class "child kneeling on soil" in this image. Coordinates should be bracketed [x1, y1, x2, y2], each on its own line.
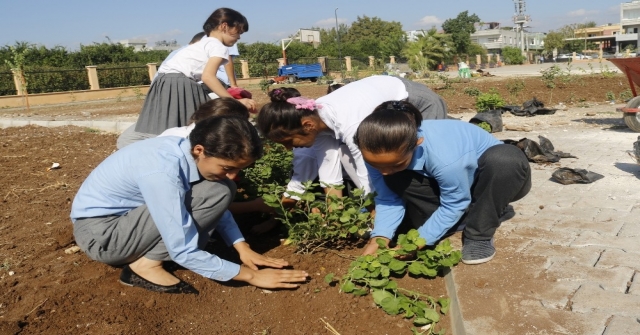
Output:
[71, 115, 308, 294]
[353, 101, 531, 264]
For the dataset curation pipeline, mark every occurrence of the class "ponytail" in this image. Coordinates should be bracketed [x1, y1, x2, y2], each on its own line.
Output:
[256, 87, 319, 141]
[353, 100, 422, 155]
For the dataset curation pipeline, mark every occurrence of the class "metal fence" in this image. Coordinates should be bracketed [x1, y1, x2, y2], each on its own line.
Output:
[23, 68, 88, 94]
[97, 65, 150, 89]
[0, 71, 15, 96]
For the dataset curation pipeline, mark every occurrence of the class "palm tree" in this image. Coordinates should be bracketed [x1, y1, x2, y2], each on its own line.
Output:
[402, 28, 453, 74]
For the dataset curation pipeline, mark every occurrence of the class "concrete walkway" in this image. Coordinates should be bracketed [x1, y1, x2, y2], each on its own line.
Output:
[443, 59, 622, 78]
[448, 106, 640, 335]
[1, 103, 639, 335]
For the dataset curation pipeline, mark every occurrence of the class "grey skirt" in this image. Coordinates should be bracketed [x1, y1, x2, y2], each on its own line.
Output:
[135, 73, 210, 135]
[397, 76, 449, 120]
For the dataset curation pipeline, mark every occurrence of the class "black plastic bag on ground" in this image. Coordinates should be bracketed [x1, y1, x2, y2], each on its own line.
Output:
[551, 167, 604, 185]
[469, 110, 503, 133]
[503, 136, 576, 163]
[505, 97, 558, 117]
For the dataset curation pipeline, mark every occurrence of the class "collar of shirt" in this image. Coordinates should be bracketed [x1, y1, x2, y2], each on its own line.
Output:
[179, 139, 202, 183]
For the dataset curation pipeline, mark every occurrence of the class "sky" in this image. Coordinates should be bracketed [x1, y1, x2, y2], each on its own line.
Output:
[0, 0, 621, 49]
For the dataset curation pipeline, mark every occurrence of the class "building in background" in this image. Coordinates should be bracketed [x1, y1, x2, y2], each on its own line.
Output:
[470, 22, 544, 54]
[118, 39, 148, 51]
[617, 1, 640, 53]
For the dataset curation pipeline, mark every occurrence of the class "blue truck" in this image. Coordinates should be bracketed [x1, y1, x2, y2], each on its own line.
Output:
[277, 63, 324, 83]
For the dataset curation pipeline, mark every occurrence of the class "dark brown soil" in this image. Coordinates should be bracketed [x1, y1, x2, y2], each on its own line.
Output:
[0, 126, 450, 335]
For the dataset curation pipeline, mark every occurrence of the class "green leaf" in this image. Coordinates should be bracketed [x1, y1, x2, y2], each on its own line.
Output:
[408, 262, 423, 276]
[375, 239, 388, 248]
[341, 280, 355, 293]
[351, 269, 367, 279]
[402, 244, 418, 252]
[381, 266, 390, 277]
[423, 308, 440, 322]
[404, 309, 415, 319]
[324, 273, 335, 284]
[372, 289, 394, 305]
[388, 259, 406, 272]
[407, 229, 420, 241]
[340, 215, 351, 223]
[421, 265, 438, 277]
[300, 192, 315, 202]
[439, 258, 454, 267]
[438, 298, 450, 315]
[413, 317, 430, 326]
[353, 289, 368, 296]
[378, 253, 393, 264]
[385, 280, 398, 290]
[414, 237, 427, 248]
[380, 297, 401, 315]
[397, 234, 408, 246]
[368, 278, 389, 288]
[348, 225, 359, 234]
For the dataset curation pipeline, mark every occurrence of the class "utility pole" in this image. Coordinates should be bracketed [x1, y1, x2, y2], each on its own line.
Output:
[513, 0, 531, 59]
[335, 8, 342, 70]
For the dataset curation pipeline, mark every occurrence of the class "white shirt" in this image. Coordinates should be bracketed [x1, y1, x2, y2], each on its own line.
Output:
[158, 123, 195, 138]
[217, 44, 240, 86]
[159, 36, 229, 81]
[312, 75, 410, 194]
[286, 146, 361, 199]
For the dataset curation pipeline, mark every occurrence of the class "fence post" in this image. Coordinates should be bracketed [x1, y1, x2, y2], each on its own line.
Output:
[368, 56, 375, 68]
[476, 54, 481, 65]
[487, 54, 492, 64]
[240, 60, 250, 79]
[317, 56, 326, 73]
[277, 58, 286, 68]
[146, 63, 157, 82]
[85, 66, 100, 90]
[11, 69, 26, 96]
[345, 56, 352, 72]
[495, 54, 501, 64]
[390, 56, 396, 64]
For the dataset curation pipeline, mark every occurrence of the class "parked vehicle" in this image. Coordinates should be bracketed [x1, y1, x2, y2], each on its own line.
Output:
[589, 52, 615, 59]
[277, 63, 323, 83]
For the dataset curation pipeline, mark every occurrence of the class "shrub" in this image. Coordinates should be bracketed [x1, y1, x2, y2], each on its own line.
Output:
[475, 90, 505, 112]
[501, 46, 526, 65]
[463, 87, 481, 97]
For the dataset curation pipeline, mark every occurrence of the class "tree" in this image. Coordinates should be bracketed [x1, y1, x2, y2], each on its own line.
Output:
[343, 16, 406, 61]
[501, 46, 526, 65]
[543, 32, 565, 53]
[442, 11, 481, 56]
[402, 28, 453, 72]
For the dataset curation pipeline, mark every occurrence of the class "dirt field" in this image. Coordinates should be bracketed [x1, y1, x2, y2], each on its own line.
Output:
[0, 74, 630, 335]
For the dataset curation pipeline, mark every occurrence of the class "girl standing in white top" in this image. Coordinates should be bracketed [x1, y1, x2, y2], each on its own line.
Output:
[133, 8, 255, 138]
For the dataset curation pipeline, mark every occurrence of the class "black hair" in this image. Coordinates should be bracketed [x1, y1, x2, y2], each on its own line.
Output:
[353, 100, 423, 156]
[189, 32, 206, 44]
[256, 87, 318, 141]
[203, 8, 249, 35]
[189, 115, 262, 161]
[326, 83, 343, 94]
[190, 98, 249, 123]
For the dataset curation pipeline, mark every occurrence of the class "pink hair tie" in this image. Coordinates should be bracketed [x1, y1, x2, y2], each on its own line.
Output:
[286, 97, 322, 110]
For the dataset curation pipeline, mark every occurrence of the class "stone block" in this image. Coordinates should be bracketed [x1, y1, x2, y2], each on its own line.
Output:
[546, 261, 634, 293]
[596, 249, 640, 271]
[506, 227, 577, 246]
[572, 231, 640, 254]
[552, 218, 625, 236]
[571, 284, 640, 317]
[524, 241, 602, 266]
[602, 316, 640, 335]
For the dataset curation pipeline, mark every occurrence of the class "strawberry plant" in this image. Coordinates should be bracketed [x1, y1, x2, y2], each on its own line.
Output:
[324, 230, 461, 334]
[262, 182, 374, 253]
[235, 140, 293, 202]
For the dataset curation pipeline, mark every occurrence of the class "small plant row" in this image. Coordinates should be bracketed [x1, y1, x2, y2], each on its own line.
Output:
[262, 182, 374, 253]
[325, 230, 461, 335]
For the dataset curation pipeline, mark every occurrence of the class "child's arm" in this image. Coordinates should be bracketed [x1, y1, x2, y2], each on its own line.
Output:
[224, 55, 238, 87]
[202, 57, 233, 98]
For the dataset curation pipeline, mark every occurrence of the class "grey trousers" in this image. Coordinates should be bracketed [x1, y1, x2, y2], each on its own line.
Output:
[116, 123, 156, 150]
[398, 76, 449, 120]
[73, 178, 236, 266]
[383, 144, 531, 242]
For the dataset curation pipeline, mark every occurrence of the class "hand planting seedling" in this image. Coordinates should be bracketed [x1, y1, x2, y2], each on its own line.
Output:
[324, 230, 461, 334]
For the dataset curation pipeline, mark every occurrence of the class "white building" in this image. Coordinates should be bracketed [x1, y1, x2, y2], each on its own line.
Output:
[470, 26, 544, 53]
[405, 30, 426, 42]
[617, 0, 640, 52]
[119, 39, 148, 52]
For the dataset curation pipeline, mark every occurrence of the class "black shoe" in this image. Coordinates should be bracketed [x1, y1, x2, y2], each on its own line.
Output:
[461, 238, 496, 265]
[119, 265, 198, 294]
